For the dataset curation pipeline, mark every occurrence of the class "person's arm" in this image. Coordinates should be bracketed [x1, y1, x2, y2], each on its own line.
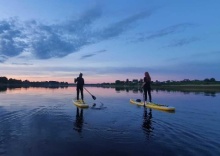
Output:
[74, 78, 78, 83]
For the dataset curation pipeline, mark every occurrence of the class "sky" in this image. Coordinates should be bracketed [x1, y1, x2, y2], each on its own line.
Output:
[0, 0, 220, 83]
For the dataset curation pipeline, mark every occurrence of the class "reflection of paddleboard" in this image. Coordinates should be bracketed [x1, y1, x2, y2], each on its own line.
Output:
[73, 99, 89, 108]
[130, 99, 175, 111]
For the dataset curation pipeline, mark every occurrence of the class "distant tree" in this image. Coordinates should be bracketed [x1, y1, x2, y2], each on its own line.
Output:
[126, 79, 129, 84]
[210, 78, 216, 82]
[0, 77, 8, 84]
[166, 80, 170, 83]
[115, 80, 121, 85]
[139, 79, 143, 83]
[8, 78, 22, 84]
[132, 79, 138, 84]
[204, 78, 210, 82]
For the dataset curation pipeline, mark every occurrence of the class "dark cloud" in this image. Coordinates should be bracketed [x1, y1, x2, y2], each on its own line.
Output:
[0, 7, 151, 62]
[80, 49, 106, 59]
[0, 18, 27, 57]
[80, 54, 96, 59]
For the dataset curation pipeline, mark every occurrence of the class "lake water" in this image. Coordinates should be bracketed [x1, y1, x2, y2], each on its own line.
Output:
[0, 87, 220, 156]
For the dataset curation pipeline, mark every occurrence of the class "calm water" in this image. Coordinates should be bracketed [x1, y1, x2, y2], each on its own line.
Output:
[0, 87, 220, 156]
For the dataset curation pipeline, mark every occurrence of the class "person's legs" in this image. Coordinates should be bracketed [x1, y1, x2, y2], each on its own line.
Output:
[80, 87, 84, 100]
[147, 88, 152, 102]
[144, 88, 148, 102]
[77, 87, 79, 100]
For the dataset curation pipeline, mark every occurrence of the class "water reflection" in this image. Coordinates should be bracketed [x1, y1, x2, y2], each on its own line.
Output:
[114, 86, 218, 97]
[142, 108, 153, 139]
[2, 86, 219, 97]
[0, 86, 68, 93]
[0, 86, 7, 92]
[204, 91, 216, 97]
[115, 87, 143, 93]
[73, 108, 84, 133]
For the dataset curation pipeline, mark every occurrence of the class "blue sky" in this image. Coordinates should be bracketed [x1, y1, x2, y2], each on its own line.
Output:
[0, 0, 220, 83]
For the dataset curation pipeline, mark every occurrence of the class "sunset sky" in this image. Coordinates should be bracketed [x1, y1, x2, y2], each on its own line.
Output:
[0, 0, 220, 83]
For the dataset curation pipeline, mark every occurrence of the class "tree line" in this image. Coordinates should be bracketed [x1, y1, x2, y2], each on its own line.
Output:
[99, 78, 219, 86]
[0, 76, 68, 87]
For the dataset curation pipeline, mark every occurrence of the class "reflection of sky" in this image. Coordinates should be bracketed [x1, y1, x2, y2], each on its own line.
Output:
[1, 87, 220, 155]
[0, 0, 220, 83]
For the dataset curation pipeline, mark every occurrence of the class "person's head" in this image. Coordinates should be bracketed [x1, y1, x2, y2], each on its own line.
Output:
[79, 73, 83, 77]
[145, 72, 150, 77]
[145, 72, 151, 81]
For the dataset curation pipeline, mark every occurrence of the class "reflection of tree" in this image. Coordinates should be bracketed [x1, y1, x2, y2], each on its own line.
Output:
[0, 86, 7, 92]
[142, 108, 153, 139]
[73, 108, 84, 133]
[113, 86, 219, 96]
[115, 87, 126, 92]
[115, 87, 144, 93]
[204, 91, 216, 97]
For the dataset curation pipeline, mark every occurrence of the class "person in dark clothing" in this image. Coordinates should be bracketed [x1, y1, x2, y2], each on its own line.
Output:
[74, 73, 84, 101]
[142, 72, 152, 104]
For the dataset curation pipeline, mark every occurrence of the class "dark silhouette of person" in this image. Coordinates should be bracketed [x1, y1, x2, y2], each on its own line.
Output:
[74, 73, 84, 101]
[142, 108, 153, 139]
[73, 108, 84, 133]
[142, 72, 152, 103]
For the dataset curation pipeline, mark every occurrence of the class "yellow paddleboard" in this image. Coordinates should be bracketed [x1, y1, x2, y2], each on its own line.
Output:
[73, 99, 89, 108]
[130, 99, 175, 111]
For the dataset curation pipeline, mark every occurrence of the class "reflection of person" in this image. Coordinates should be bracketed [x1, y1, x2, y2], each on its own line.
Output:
[74, 108, 84, 133]
[142, 72, 152, 103]
[142, 108, 153, 139]
[74, 73, 84, 101]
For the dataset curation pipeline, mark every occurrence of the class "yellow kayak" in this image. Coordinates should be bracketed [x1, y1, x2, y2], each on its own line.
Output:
[130, 99, 175, 111]
[73, 99, 89, 108]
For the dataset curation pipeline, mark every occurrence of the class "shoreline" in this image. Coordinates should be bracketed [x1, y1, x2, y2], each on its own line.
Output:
[1, 84, 220, 92]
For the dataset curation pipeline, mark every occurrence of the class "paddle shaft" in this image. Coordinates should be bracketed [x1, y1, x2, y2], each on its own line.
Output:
[84, 87, 96, 100]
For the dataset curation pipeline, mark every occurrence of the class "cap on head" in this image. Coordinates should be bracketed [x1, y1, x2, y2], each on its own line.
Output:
[79, 73, 83, 77]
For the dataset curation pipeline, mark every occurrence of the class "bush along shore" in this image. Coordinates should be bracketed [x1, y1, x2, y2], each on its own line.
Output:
[1, 76, 220, 92]
[0, 76, 68, 88]
[95, 78, 220, 92]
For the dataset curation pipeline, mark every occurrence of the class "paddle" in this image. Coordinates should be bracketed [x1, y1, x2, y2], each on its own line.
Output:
[84, 87, 96, 100]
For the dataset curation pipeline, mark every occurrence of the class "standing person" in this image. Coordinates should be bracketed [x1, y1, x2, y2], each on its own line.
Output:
[74, 73, 84, 101]
[142, 72, 152, 104]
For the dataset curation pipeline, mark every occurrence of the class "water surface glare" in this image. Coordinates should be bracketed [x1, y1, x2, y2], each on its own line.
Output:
[0, 87, 220, 156]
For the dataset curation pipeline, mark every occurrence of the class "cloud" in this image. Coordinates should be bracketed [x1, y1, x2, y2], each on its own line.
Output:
[80, 54, 96, 59]
[80, 49, 106, 59]
[0, 18, 27, 57]
[0, 55, 7, 63]
[190, 50, 220, 58]
[133, 23, 197, 42]
[0, 7, 151, 62]
[11, 62, 33, 65]
[95, 10, 152, 40]
[166, 50, 220, 63]
[165, 37, 199, 48]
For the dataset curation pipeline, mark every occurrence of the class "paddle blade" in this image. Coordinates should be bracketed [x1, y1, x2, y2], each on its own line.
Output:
[92, 95, 96, 100]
